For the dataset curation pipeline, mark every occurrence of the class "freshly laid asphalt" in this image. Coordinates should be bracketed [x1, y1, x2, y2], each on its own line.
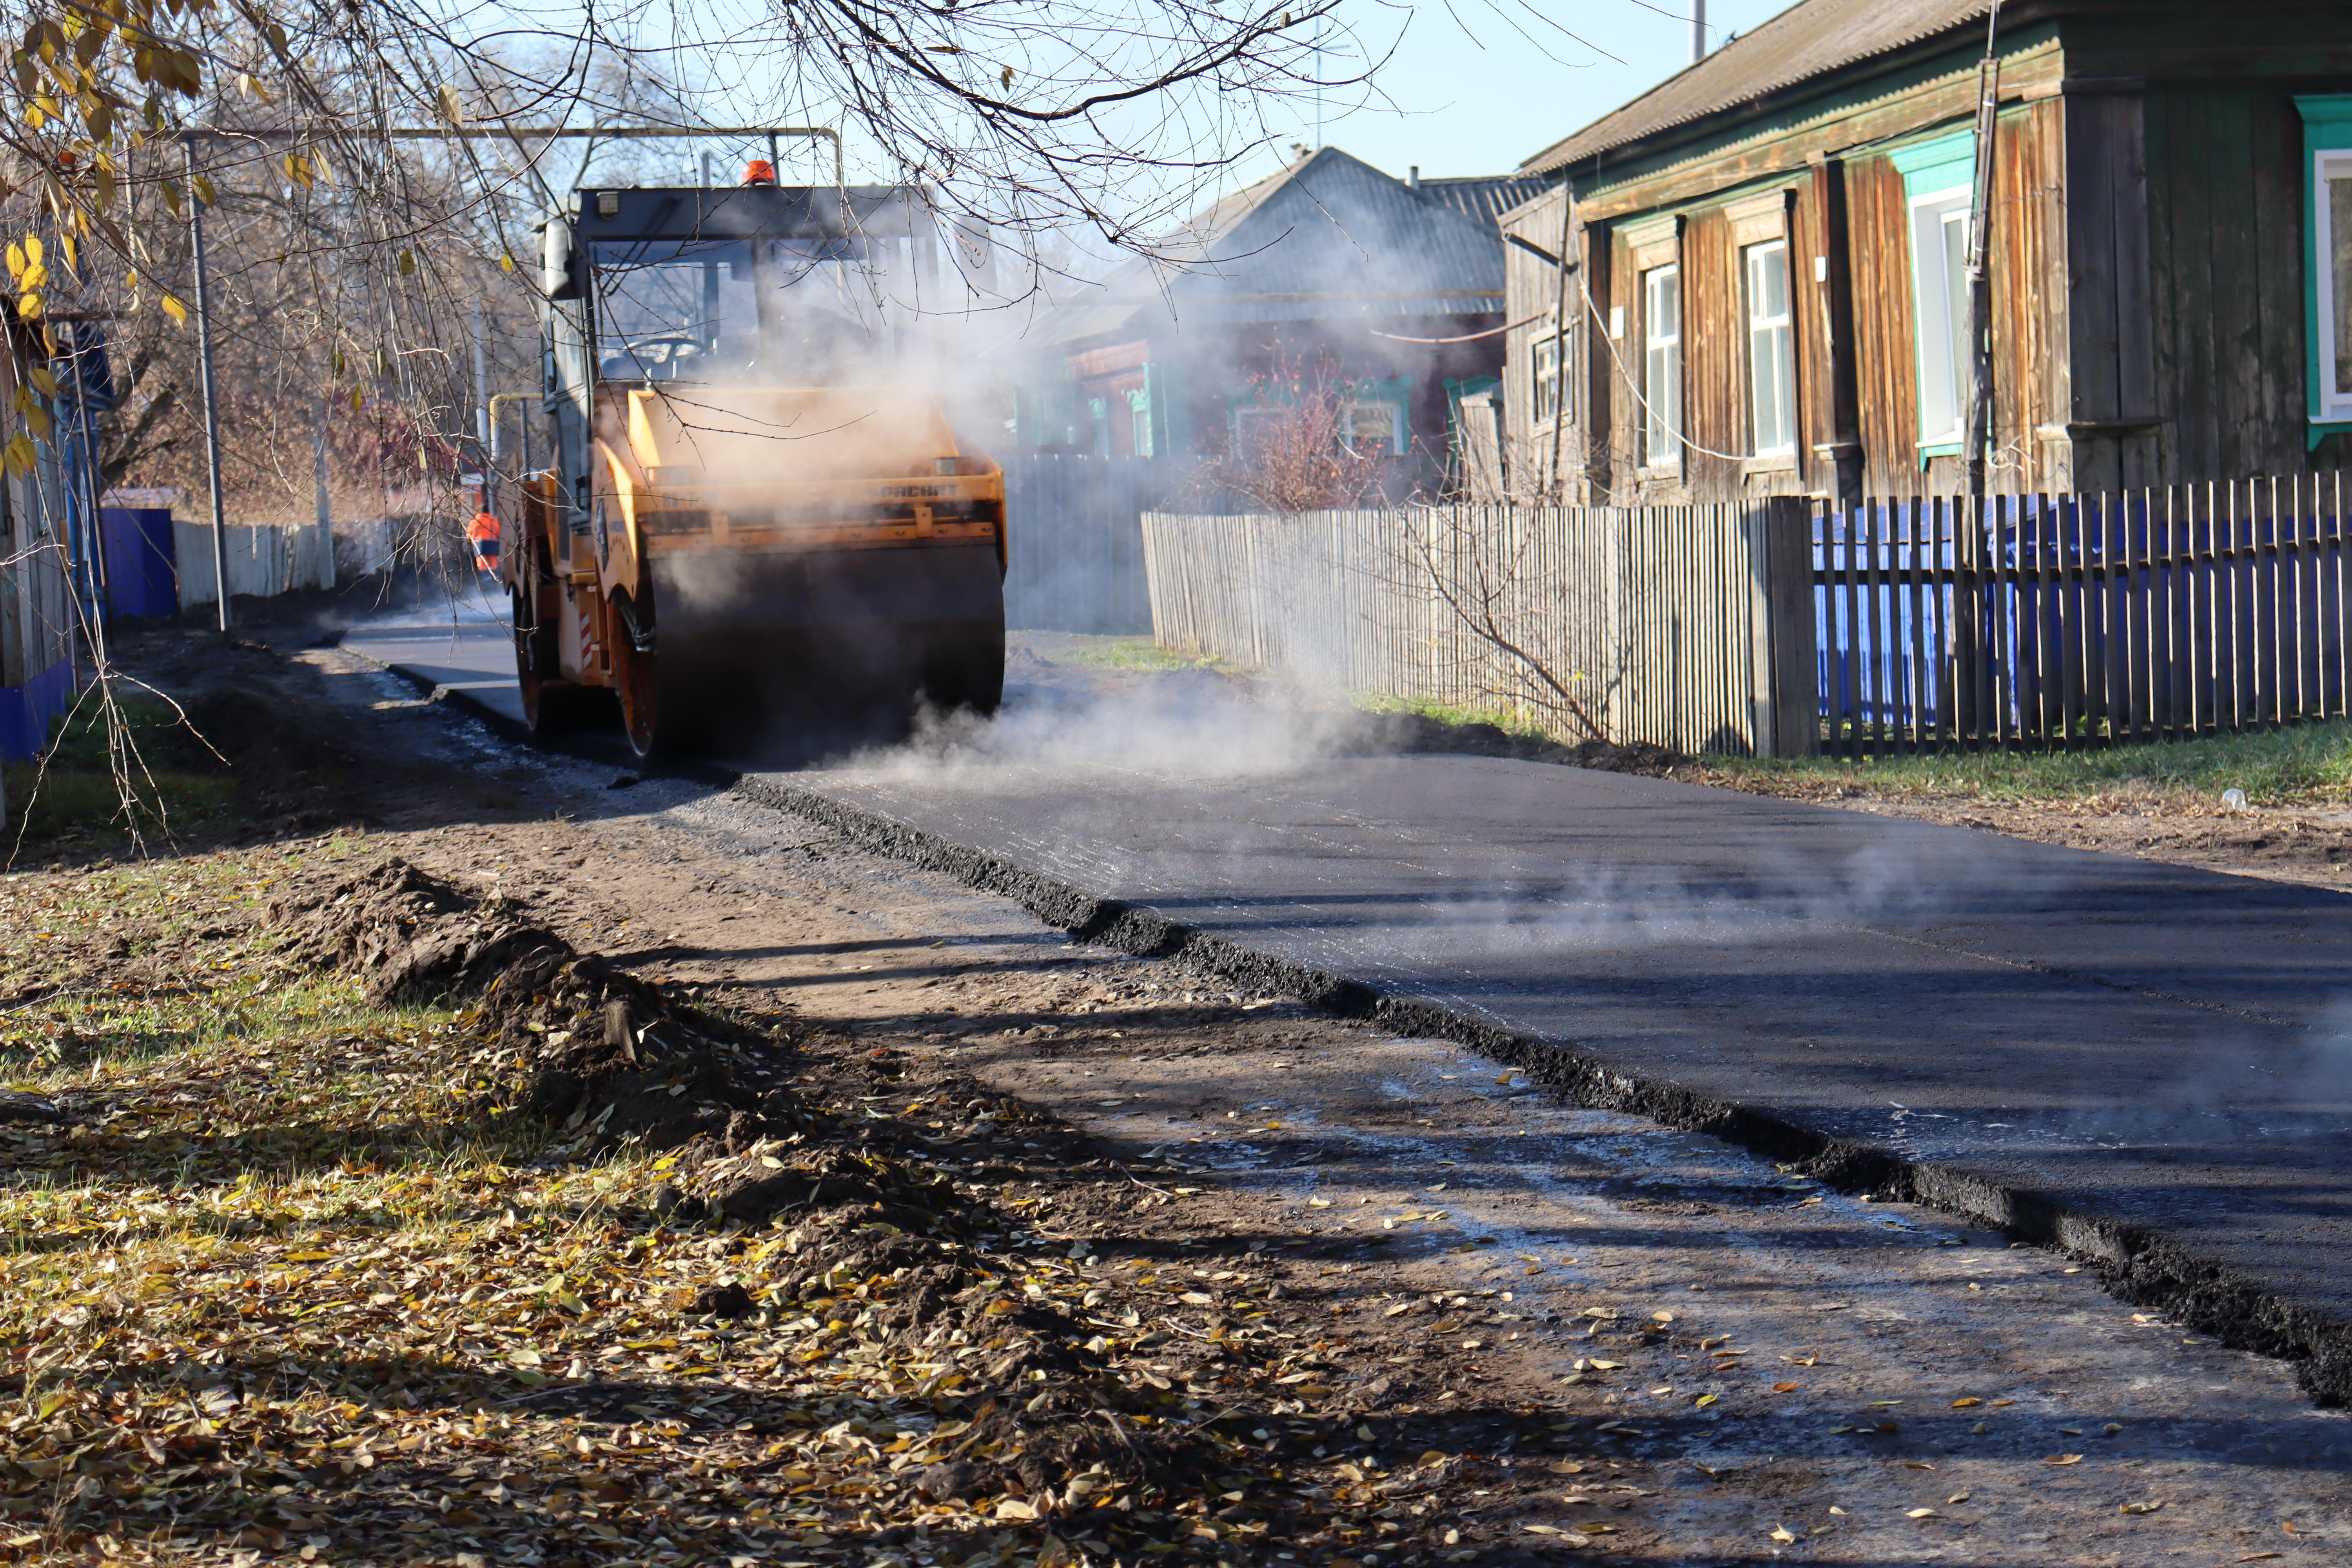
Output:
[338, 614, 2352, 1393]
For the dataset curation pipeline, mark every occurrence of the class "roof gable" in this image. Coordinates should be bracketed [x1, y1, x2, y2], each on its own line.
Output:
[1033, 147, 1513, 347]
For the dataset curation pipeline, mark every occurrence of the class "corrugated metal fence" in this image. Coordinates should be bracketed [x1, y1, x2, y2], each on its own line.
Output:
[1002, 454, 1165, 635]
[1142, 502, 1813, 756]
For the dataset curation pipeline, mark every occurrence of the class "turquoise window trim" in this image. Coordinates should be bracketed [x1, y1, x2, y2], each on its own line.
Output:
[1888, 126, 1976, 198]
[1893, 129, 1977, 457]
[2295, 94, 2352, 443]
[1124, 384, 1152, 457]
[1443, 374, 1501, 460]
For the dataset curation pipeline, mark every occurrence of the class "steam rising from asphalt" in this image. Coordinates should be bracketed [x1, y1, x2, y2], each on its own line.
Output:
[864, 656, 1369, 782]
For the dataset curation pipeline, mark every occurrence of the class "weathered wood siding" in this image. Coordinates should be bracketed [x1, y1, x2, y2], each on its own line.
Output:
[1825, 100, 2069, 500]
[1680, 206, 1739, 498]
[2000, 96, 2073, 492]
[1842, 153, 1922, 498]
[2143, 86, 2352, 484]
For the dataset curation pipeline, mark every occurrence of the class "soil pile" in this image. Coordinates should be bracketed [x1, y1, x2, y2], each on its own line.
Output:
[1357, 707, 1691, 775]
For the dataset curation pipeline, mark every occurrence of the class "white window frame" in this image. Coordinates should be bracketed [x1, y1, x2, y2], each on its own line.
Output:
[1641, 263, 1682, 471]
[2316, 147, 2352, 423]
[1907, 187, 1973, 451]
[1742, 238, 1797, 460]
[1531, 331, 1568, 427]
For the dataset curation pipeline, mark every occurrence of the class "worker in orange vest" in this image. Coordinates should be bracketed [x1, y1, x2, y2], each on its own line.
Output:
[466, 510, 500, 573]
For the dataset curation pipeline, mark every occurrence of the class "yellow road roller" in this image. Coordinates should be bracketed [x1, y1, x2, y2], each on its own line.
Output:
[505, 174, 1006, 758]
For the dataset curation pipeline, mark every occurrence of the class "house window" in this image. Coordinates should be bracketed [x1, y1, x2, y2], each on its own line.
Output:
[1641, 264, 1681, 468]
[1531, 332, 1568, 426]
[2298, 98, 2352, 432]
[1232, 404, 1280, 457]
[1907, 190, 1973, 451]
[1126, 386, 1153, 457]
[1743, 239, 1796, 458]
[1232, 400, 1405, 457]
[2323, 151, 2352, 420]
[1345, 401, 1406, 456]
[2309, 130, 2352, 426]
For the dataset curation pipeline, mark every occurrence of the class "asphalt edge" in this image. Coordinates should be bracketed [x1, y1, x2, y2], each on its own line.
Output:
[732, 771, 2352, 1408]
[335, 643, 678, 779]
[340, 645, 2352, 1407]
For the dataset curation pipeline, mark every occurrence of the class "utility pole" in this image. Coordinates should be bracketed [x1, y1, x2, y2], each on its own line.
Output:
[1691, 0, 1707, 64]
[1962, 6, 2001, 497]
[1547, 181, 1575, 501]
[183, 140, 231, 631]
[470, 302, 491, 515]
[312, 388, 334, 589]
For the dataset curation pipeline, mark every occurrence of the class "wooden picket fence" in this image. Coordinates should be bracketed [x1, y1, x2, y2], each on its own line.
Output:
[1141, 503, 1813, 757]
[1139, 475, 2352, 759]
[1815, 477, 2352, 757]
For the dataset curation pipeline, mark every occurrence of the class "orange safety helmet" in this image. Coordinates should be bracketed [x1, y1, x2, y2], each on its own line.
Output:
[742, 159, 778, 186]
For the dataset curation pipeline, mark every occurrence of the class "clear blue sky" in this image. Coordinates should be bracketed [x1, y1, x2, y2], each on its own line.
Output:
[1240, 0, 1795, 185]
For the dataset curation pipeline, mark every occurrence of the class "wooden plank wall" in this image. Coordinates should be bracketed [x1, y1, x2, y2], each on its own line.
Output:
[1502, 184, 1567, 484]
[1578, 218, 1615, 502]
[1998, 97, 2072, 492]
[1790, 167, 1834, 500]
[2142, 86, 2350, 485]
[1602, 228, 1642, 503]
[1680, 207, 1743, 499]
[1843, 155, 1922, 499]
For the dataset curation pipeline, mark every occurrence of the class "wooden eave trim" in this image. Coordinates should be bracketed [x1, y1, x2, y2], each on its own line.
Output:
[1539, 24, 2063, 186]
[1570, 51, 2063, 225]
[1523, 8, 2083, 178]
[1724, 188, 1792, 246]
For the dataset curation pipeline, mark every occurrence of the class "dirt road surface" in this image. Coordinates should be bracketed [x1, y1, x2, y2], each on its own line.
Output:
[167, 621, 2336, 1562]
[9, 621, 2345, 1565]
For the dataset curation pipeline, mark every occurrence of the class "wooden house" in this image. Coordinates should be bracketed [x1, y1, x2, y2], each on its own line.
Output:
[1497, 0, 2352, 505]
[1012, 149, 1541, 490]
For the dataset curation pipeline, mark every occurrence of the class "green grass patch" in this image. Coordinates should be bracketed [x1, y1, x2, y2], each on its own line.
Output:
[1018, 632, 1231, 673]
[3, 691, 236, 853]
[1709, 718, 2352, 806]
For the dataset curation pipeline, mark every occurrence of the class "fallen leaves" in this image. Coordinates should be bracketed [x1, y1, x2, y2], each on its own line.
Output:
[2044, 1454, 2084, 1466]
[0, 851, 1567, 1568]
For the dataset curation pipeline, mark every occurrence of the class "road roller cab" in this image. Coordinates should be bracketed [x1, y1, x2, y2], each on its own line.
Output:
[506, 177, 1007, 758]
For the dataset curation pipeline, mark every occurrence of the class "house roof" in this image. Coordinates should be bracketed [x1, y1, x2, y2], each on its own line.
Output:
[1520, 0, 1997, 176]
[1030, 147, 1512, 350]
[1416, 173, 1551, 228]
